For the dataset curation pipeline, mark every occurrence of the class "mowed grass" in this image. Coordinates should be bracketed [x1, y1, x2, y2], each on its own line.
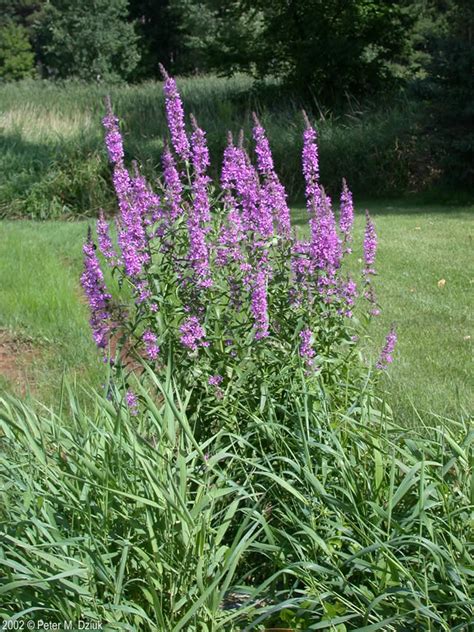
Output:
[0, 203, 472, 420]
[0, 221, 105, 404]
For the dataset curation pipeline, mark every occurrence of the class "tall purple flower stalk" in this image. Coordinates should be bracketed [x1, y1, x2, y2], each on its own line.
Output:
[80, 231, 112, 350]
[302, 112, 320, 212]
[217, 134, 244, 265]
[376, 326, 397, 370]
[187, 116, 212, 288]
[225, 134, 271, 239]
[159, 64, 190, 162]
[252, 114, 291, 237]
[97, 211, 117, 263]
[102, 102, 151, 280]
[340, 178, 354, 252]
[309, 191, 342, 276]
[162, 145, 183, 221]
[363, 210, 379, 315]
[363, 210, 377, 276]
[103, 98, 124, 164]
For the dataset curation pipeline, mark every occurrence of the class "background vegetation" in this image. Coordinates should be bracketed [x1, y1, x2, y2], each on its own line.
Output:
[0, 0, 473, 217]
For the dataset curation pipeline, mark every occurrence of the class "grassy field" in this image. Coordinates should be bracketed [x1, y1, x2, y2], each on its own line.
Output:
[0, 77, 431, 219]
[0, 201, 472, 421]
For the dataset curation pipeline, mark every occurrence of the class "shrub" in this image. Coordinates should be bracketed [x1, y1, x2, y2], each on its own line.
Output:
[0, 22, 34, 82]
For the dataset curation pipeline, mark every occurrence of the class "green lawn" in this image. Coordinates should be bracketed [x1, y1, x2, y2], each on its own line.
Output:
[0, 202, 472, 421]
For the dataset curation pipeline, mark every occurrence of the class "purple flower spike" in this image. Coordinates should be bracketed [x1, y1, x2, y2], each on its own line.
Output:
[187, 117, 212, 287]
[376, 326, 397, 370]
[309, 190, 342, 275]
[363, 210, 377, 276]
[252, 113, 291, 237]
[97, 211, 117, 263]
[126, 390, 139, 416]
[80, 231, 112, 350]
[160, 65, 190, 162]
[103, 98, 124, 165]
[302, 112, 320, 212]
[162, 145, 183, 221]
[340, 179, 354, 252]
[143, 330, 160, 360]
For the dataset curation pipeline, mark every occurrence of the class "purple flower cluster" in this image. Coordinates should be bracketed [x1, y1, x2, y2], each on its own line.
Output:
[143, 330, 160, 360]
[179, 316, 209, 352]
[159, 64, 190, 162]
[102, 102, 152, 281]
[376, 326, 397, 370]
[126, 390, 139, 416]
[208, 374, 223, 386]
[363, 210, 379, 315]
[80, 234, 111, 350]
[309, 191, 342, 275]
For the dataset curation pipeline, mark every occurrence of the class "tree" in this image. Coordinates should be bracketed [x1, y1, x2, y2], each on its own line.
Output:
[36, 0, 140, 82]
[206, 0, 416, 104]
[422, 0, 474, 186]
[0, 21, 35, 81]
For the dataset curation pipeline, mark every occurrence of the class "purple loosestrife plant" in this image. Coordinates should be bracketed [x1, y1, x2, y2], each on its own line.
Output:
[82, 68, 395, 440]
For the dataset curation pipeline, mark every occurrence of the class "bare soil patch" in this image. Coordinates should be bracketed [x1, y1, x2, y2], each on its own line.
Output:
[0, 330, 40, 396]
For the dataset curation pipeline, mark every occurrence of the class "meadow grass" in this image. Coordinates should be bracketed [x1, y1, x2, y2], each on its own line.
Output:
[0, 202, 472, 421]
[0, 77, 428, 219]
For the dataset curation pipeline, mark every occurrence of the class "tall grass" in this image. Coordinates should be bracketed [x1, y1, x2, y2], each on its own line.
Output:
[0, 365, 472, 629]
[0, 77, 425, 218]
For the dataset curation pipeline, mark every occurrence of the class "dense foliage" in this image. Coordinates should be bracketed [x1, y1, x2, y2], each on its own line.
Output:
[420, 0, 474, 187]
[34, 0, 140, 82]
[0, 21, 34, 81]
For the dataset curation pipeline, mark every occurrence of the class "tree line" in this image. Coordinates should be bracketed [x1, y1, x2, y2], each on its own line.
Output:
[0, 0, 472, 185]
